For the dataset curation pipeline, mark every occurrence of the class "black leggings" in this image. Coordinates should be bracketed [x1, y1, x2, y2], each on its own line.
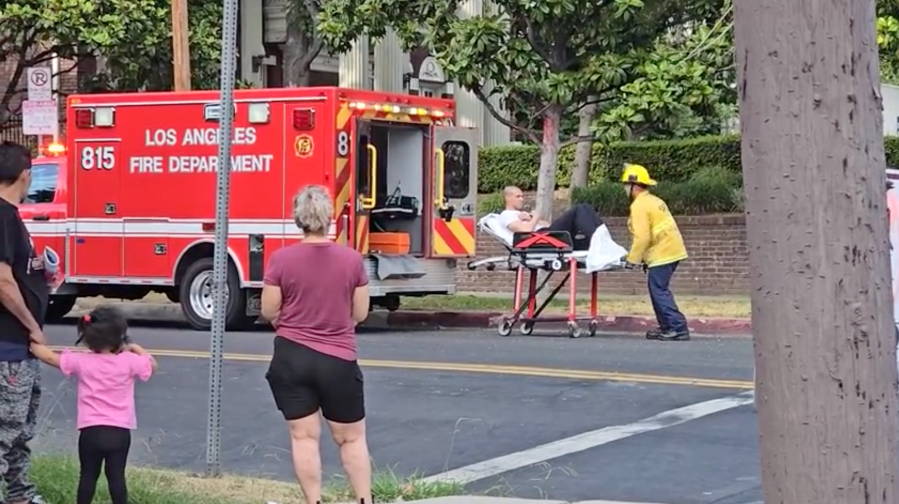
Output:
[547, 204, 603, 249]
[77, 426, 131, 504]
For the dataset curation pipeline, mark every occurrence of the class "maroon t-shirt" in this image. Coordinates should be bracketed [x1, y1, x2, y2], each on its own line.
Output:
[263, 242, 369, 361]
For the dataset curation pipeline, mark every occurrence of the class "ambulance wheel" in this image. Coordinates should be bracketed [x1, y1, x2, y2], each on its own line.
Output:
[567, 322, 582, 339]
[179, 258, 246, 331]
[497, 320, 513, 337]
[45, 296, 76, 322]
[519, 322, 534, 336]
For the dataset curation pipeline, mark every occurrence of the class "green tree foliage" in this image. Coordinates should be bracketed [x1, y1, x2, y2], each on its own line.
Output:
[595, 6, 736, 142]
[318, 0, 723, 217]
[878, 0, 899, 85]
[0, 0, 223, 125]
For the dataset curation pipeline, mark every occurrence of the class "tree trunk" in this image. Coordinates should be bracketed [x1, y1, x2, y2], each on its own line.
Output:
[735, 0, 899, 503]
[283, 21, 312, 87]
[570, 96, 598, 189]
[535, 105, 563, 220]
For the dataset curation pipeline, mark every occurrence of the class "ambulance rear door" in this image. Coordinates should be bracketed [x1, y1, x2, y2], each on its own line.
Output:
[69, 109, 124, 278]
[429, 126, 478, 258]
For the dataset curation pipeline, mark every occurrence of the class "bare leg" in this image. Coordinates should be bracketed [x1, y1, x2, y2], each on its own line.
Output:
[328, 418, 372, 503]
[288, 413, 323, 503]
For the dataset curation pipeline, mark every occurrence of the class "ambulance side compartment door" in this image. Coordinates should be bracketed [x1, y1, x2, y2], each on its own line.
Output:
[70, 140, 123, 278]
[429, 126, 478, 258]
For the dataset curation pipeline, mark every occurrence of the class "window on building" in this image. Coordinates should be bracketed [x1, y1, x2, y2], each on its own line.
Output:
[422, 89, 434, 97]
[441, 141, 470, 199]
[25, 163, 59, 204]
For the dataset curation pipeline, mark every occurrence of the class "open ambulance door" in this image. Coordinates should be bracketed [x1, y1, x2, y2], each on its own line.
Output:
[429, 126, 478, 258]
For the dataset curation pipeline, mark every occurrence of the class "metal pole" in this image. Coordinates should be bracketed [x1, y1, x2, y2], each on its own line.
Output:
[205, 0, 239, 478]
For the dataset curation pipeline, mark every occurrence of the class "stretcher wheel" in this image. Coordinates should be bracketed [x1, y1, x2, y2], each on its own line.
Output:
[498, 320, 513, 337]
[486, 263, 496, 271]
[588, 320, 599, 337]
[467, 261, 477, 271]
[550, 259, 563, 271]
[519, 322, 534, 336]
[567, 321, 582, 339]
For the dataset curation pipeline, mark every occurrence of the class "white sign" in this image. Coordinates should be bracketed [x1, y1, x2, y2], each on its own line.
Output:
[26, 68, 52, 100]
[22, 100, 59, 135]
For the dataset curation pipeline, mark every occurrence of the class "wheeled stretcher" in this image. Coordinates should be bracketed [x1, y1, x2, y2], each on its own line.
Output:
[467, 214, 628, 338]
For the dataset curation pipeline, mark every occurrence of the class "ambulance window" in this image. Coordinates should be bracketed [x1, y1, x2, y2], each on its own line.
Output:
[25, 163, 59, 204]
[442, 141, 470, 199]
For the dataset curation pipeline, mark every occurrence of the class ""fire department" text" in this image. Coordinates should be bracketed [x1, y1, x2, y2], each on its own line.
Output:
[129, 154, 274, 173]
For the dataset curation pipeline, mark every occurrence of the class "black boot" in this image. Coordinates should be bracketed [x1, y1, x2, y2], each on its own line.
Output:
[656, 328, 690, 341]
[645, 327, 665, 340]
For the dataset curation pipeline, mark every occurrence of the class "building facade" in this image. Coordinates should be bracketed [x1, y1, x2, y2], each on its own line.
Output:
[249, 0, 511, 147]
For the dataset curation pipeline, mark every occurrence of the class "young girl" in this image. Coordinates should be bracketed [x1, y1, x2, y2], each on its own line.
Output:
[30, 305, 157, 504]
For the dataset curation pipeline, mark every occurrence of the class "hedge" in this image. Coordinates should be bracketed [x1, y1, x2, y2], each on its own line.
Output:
[479, 135, 899, 194]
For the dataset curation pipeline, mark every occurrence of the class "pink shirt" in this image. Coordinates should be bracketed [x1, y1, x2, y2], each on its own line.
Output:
[263, 242, 369, 361]
[59, 349, 154, 430]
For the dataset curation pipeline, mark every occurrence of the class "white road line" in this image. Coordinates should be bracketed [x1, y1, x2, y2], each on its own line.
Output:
[423, 391, 755, 485]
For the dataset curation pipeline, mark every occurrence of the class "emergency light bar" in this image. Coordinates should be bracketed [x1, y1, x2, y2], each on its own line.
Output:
[347, 101, 449, 118]
[74, 107, 116, 128]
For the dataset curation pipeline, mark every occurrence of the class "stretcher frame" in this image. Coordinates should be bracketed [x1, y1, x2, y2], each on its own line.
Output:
[467, 227, 622, 338]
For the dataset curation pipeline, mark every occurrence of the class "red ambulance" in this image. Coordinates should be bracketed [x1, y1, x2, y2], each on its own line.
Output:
[25, 87, 479, 330]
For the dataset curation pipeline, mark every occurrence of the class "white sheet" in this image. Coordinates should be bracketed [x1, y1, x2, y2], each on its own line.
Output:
[478, 213, 627, 273]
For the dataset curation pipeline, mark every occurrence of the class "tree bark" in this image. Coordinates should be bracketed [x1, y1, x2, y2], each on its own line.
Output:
[535, 105, 563, 219]
[570, 97, 598, 189]
[735, 0, 899, 502]
[283, 20, 312, 87]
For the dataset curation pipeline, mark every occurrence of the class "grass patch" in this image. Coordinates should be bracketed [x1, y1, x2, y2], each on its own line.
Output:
[402, 294, 751, 318]
[31, 454, 465, 504]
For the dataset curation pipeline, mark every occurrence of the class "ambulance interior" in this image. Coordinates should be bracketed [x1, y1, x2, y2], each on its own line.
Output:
[356, 122, 428, 258]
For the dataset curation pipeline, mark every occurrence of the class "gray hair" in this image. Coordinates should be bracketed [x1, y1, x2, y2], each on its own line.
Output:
[292, 185, 333, 235]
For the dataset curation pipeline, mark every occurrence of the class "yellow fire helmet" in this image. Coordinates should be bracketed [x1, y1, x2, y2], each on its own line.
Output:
[621, 163, 657, 186]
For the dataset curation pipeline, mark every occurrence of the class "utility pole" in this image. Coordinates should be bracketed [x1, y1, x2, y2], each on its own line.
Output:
[171, 0, 192, 91]
[734, 0, 899, 502]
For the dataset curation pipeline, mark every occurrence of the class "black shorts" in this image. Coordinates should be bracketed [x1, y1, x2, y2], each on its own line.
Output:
[265, 336, 365, 423]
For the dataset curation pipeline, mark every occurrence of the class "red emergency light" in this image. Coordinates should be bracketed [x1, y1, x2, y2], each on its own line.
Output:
[74, 109, 94, 128]
[293, 109, 315, 130]
[74, 107, 115, 128]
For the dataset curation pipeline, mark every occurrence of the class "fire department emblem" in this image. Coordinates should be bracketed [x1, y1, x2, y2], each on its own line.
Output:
[294, 135, 314, 158]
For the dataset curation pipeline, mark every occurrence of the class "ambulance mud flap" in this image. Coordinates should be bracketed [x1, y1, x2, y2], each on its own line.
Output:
[371, 254, 426, 281]
[245, 233, 265, 317]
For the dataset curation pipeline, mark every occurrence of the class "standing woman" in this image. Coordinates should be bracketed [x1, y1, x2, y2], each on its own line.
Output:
[261, 185, 373, 504]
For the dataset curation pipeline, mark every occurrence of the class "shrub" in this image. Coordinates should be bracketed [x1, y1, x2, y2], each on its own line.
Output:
[480, 135, 899, 195]
[571, 165, 742, 217]
[478, 191, 505, 216]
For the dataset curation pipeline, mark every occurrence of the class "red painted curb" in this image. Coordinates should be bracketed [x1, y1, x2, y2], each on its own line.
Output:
[386, 310, 751, 336]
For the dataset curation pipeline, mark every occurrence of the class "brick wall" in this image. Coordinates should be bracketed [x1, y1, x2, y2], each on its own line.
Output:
[456, 214, 750, 297]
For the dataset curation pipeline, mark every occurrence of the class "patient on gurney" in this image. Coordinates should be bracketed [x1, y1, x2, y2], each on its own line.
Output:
[498, 186, 601, 250]
[475, 186, 626, 273]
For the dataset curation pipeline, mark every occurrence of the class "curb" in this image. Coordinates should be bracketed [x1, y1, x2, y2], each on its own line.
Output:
[71, 301, 751, 336]
[386, 310, 751, 336]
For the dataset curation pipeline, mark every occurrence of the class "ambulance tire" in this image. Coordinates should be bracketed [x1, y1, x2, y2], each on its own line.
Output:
[179, 258, 249, 331]
[45, 296, 77, 322]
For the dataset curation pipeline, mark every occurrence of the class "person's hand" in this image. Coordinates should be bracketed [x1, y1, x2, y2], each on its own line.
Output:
[29, 328, 46, 345]
[127, 343, 147, 354]
[518, 211, 532, 221]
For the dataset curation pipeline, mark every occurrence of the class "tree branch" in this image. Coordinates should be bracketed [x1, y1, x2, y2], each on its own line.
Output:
[469, 83, 541, 145]
[523, 17, 554, 65]
[559, 134, 602, 148]
[1, 31, 36, 120]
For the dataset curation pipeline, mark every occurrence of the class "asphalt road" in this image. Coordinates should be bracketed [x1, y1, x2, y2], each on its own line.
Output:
[35, 320, 761, 504]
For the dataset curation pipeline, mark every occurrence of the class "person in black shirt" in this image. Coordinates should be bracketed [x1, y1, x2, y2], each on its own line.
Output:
[0, 141, 49, 504]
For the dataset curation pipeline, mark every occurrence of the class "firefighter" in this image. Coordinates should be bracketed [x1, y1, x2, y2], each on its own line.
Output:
[620, 164, 690, 341]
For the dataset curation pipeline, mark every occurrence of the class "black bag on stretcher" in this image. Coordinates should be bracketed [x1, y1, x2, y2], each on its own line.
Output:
[371, 186, 419, 222]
